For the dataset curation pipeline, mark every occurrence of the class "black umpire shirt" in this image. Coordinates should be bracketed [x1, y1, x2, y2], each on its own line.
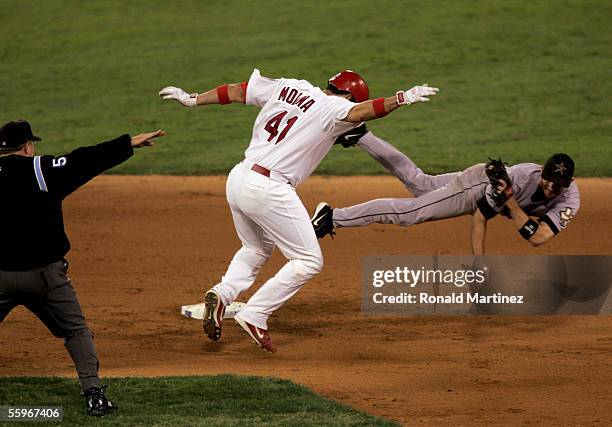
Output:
[0, 135, 133, 271]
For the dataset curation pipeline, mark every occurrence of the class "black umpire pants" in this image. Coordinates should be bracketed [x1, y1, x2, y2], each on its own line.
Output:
[0, 260, 101, 392]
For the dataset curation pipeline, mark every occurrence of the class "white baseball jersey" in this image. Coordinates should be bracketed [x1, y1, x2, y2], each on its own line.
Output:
[244, 69, 358, 186]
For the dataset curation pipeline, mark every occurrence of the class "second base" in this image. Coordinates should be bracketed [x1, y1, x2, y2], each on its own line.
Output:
[180, 302, 245, 320]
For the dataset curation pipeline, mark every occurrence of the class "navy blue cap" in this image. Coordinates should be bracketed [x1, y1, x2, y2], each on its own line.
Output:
[0, 120, 42, 151]
[542, 153, 574, 187]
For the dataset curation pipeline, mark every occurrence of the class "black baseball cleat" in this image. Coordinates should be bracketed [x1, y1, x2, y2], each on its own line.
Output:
[311, 202, 335, 239]
[203, 289, 225, 341]
[84, 385, 117, 417]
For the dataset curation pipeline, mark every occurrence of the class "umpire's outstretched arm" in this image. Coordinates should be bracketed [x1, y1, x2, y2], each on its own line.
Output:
[39, 130, 164, 198]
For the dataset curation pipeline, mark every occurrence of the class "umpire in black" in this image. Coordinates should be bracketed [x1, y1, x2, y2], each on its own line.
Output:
[0, 120, 164, 417]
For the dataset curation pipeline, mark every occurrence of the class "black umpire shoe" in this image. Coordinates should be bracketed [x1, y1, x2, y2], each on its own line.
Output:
[84, 385, 117, 417]
[311, 202, 335, 239]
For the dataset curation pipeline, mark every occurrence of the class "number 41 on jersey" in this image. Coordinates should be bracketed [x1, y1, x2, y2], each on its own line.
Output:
[265, 111, 298, 145]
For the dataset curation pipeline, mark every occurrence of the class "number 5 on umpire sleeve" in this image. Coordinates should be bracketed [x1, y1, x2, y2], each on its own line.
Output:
[52, 157, 67, 168]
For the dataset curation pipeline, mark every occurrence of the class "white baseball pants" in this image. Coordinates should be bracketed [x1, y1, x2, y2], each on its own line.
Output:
[212, 162, 323, 330]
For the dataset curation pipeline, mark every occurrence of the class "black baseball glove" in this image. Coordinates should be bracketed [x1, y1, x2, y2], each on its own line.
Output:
[334, 123, 368, 148]
[485, 157, 512, 204]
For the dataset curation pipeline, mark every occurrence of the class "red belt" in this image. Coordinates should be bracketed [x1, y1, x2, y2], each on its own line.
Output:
[251, 164, 271, 177]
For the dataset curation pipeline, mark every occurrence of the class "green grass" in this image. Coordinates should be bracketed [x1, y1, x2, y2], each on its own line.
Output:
[0, 0, 610, 176]
[0, 376, 397, 426]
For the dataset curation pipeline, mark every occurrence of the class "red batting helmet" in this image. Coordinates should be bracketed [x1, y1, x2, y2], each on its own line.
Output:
[327, 70, 369, 103]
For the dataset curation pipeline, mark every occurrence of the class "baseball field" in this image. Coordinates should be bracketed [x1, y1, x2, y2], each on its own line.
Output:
[1, 0, 611, 425]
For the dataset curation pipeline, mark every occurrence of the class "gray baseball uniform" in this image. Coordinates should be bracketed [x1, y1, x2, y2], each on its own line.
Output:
[332, 132, 580, 234]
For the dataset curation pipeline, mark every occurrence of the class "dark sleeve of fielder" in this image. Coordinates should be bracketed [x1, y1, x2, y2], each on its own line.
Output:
[476, 183, 509, 220]
[33, 134, 134, 198]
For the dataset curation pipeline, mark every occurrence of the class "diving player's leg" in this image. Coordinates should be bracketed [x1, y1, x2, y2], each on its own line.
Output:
[332, 193, 459, 228]
[358, 131, 458, 196]
[333, 171, 487, 228]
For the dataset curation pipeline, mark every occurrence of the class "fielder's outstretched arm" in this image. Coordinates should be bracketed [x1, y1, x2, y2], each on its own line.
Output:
[484, 164, 556, 248]
[504, 197, 555, 246]
[344, 84, 439, 123]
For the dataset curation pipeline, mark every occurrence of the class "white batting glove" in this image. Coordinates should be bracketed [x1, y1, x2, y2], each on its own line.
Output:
[396, 84, 439, 105]
[158, 86, 198, 107]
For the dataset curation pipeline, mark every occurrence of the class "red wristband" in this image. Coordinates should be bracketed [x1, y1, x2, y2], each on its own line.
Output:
[372, 98, 387, 118]
[240, 81, 248, 104]
[217, 84, 230, 105]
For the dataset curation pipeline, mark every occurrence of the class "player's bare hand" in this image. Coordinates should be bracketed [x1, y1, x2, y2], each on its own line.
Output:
[131, 130, 166, 148]
[397, 84, 439, 105]
[158, 86, 198, 107]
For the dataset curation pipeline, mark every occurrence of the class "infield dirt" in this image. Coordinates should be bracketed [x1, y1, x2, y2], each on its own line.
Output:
[1, 176, 611, 425]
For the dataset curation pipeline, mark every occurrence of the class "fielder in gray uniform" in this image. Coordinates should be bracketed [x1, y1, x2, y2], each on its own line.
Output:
[312, 127, 579, 254]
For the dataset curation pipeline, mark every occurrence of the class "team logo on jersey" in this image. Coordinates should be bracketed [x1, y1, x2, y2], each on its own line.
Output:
[554, 162, 567, 175]
[559, 207, 574, 228]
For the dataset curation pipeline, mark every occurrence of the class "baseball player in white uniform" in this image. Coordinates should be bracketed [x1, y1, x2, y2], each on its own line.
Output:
[159, 70, 438, 352]
[312, 128, 580, 255]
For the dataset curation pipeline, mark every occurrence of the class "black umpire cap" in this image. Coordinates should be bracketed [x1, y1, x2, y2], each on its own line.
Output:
[0, 120, 42, 151]
[542, 153, 574, 188]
